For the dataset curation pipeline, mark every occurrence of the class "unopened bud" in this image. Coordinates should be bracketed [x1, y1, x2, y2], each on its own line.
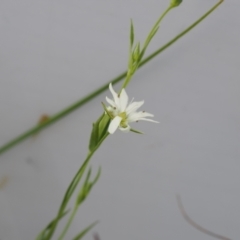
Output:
[133, 42, 140, 62]
[170, 0, 182, 7]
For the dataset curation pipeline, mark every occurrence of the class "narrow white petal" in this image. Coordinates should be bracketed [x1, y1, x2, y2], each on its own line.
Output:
[138, 118, 159, 123]
[119, 88, 129, 112]
[126, 100, 144, 115]
[127, 112, 145, 122]
[108, 116, 122, 134]
[140, 112, 154, 118]
[128, 111, 158, 123]
[109, 83, 120, 108]
[119, 125, 131, 133]
[106, 96, 116, 107]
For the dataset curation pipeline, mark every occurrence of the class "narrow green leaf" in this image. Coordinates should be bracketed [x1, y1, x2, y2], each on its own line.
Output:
[130, 128, 143, 134]
[84, 167, 92, 189]
[72, 221, 99, 240]
[87, 166, 101, 193]
[92, 167, 101, 186]
[45, 152, 93, 240]
[130, 19, 134, 47]
[64, 165, 86, 203]
[76, 167, 92, 204]
[36, 210, 70, 240]
[77, 166, 101, 205]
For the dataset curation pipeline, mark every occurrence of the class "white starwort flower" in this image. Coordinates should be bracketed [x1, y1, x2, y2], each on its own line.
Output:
[105, 83, 159, 134]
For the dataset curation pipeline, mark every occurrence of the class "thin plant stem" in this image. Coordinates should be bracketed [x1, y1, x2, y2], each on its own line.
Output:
[43, 133, 109, 240]
[0, 0, 223, 156]
[43, 151, 92, 240]
[58, 204, 78, 240]
[122, 5, 173, 90]
[139, 0, 224, 67]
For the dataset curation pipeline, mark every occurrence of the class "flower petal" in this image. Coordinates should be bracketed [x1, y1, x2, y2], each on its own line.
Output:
[138, 118, 159, 123]
[119, 88, 128, 112]
[109, 83, 120, 108]
[127, 112, 144, 122]
[106, 96, 116, 108]
[140, 112, 154, 118]
[108, 116, 122, 134]
[126, 100, 144, 115]
[127, 111, 158, 123]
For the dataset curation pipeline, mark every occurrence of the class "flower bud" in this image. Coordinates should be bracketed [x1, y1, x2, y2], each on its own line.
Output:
[170, 0, 182, 7]
[88, 112, 110, 152]
[133, 42, 140, 62]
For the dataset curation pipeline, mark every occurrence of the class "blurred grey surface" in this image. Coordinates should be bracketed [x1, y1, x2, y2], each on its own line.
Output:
[0, 0, 239, 239]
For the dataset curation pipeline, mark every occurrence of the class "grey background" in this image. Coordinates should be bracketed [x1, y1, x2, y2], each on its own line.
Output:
[0, 0, 239, 239]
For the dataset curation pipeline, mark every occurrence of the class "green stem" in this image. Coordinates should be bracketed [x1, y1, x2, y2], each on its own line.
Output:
[122, 5, 173, 90]
[0, 0, 223, 156]
[58, 204, 78, 240]
[139, 0, 224, 67]
[142, 5, 172, 50]
[44, 133, 109, 240]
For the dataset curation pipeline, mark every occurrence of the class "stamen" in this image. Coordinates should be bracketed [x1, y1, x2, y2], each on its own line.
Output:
[130, 97, 134, 104]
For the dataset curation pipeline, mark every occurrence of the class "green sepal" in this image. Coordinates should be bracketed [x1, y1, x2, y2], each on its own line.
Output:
[101, 102, 111, 118]
[72, 221, 98, 240]
[98, 113, 110, 138]
[88, 112, 110, 152]
[89, 122, 99, 152]
[130, 128, 143, 134]
[132, 42, 141, 62]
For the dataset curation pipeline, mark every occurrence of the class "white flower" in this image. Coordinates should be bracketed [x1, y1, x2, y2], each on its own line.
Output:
[105, 83, 159, 134]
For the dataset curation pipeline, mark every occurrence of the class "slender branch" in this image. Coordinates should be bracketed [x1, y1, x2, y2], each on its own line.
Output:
[0, 0, 224, 156]
[42, 133, 108, 240]
[58, 204, 78, 240]
[139, 0, 224, 67]
[43, 151, 93, 240]
[176, 194, 231, 240]
[122, 5, 173, 90]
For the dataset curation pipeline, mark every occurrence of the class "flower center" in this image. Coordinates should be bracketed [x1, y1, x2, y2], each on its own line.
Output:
[118, 112, 128, 128]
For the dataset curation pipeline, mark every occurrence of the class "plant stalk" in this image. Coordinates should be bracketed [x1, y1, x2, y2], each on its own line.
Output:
[0, 0, 223, 156]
